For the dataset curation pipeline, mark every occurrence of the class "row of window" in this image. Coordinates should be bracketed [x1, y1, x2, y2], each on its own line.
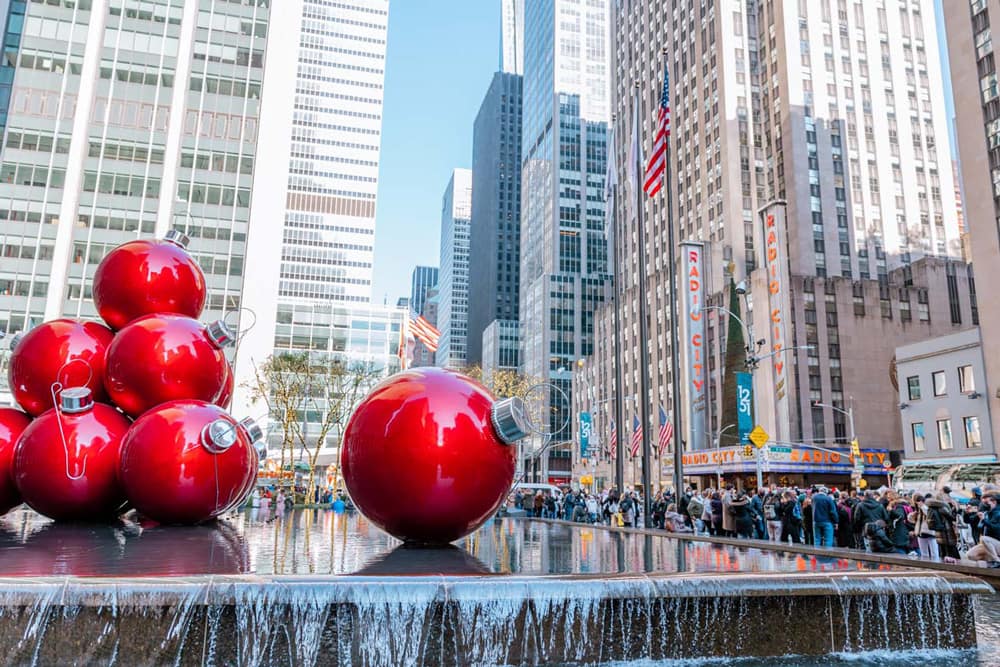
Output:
[905, 365, 976, 400]
[176, 182, 252, 208]
[911, 417, 982, 451]
[5, 130, 71, 154]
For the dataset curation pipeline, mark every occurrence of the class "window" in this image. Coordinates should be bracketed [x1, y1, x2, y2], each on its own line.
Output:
[937, 419, 953, 450]
[912, 422, 925, 452]
[964, 417, 983, 448]
[959, 365, 975, 393]
[932, 371, 946, 396]
[907, 376, 921, 401]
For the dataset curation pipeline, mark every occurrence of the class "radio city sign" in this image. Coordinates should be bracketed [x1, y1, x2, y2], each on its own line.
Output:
[682, 445, 890, 473]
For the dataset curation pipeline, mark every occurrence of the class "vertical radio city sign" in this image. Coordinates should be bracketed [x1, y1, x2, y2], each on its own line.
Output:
[762, 202, 791, 442]
[680, 242, 706, 451]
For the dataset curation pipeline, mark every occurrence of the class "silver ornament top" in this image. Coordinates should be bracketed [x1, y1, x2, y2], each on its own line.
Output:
[205, 320, 235, 349]
[201, 418, 238, 453]
[490, 396, 530, 445]
[164, 228, 191, 248]
[238, 416, 264, 444]
[60, 386, 94, 414]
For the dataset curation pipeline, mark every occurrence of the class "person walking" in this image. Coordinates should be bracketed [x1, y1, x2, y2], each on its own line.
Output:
[835, 493, 854, 548]
[865, 520, 897, 554]
[764, 490, 783, 543]
[910, 494, 939, 561]
[779, 491, 803, 544]
[801, 494, 814, 546]
[721, 485, 735, 537]
[926, 495, 960, 560]
[887, 495, 913, 555]
[750, 488, 767, 539]
[729, 491, 754, 539]
[852, 490, 889, 549]
[811, 487, 838, 548]
[710, 492, 724, 536]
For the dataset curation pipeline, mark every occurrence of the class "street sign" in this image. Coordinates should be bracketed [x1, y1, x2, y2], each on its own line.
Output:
[749, 425, 769, 449]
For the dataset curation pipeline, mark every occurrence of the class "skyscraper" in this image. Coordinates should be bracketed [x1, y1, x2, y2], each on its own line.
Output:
[409, 265, 438, 318]
[944, 0, 1000, 452]
[519, 0, 611, 476]
[603, 0, 965, 460]
[467, 71, 522, 367]
[0, 0, 270, 352]
[436, 168, 472, 369]
[500, 0, 523, 75]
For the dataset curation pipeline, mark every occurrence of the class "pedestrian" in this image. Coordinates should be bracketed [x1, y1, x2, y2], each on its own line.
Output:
[750, 488, 767, 539]
[887, 495, 913, 554]
[533, 492, 544, 518]
[852, 490, 889, 549]
[910, 494, 940, 561]
[686, 490, 706, 534]
[926, 495, 960, 560]
[620, 492, 636, 527]
[664, 503, 693, 533]
[865, 520, 897, 554]
[586, 494, 599, 523]
[710, 492, 724, 536]
[764, 490, 783, 542]
[811, 486, 838, 548]
[729, 490, 754, 539]
[780, 491, 803, 544]
[964, 488, 983, 544]
[801, 494, 814, 546]
[721, 485, 735, 537]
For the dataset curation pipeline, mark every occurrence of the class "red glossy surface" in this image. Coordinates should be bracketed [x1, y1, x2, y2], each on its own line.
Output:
[341, 367, 516, 544]
[13, 403, 130, 521]
[93, 238, 206, 331]
[221, 443, 258, 514]
[214, 361, 234, 410]
[0, 408, 31, 516]
[104, 315, 228, 417]
[7, 319, 114, 416]
[119, 400, 254, 525]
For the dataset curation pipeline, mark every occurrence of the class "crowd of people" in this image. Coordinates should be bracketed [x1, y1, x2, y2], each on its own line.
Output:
[512, 484, 1000, 568]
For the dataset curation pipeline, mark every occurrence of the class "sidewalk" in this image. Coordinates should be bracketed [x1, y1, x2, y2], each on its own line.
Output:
[529, 516, 1000, 585]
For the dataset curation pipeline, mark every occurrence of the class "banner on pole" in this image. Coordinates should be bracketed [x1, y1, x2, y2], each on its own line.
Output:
[579, 411, 592, 458]
[761, 202, 792, 442]
[680, 242, 706, 451]
[736, 372, 753, 444]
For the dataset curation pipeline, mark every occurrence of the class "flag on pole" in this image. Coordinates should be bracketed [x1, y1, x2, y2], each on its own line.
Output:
[627, 91, 641, 197]
[609, 419, 617, 460]
[604, 125, 617, 202]
[629, 414, 642, 458]
[643, 61, 671, 197]
[409, 314, 440, 352]
[658, 404, 674, 456]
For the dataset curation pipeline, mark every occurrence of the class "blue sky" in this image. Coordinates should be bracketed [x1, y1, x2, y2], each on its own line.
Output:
[372, 0, 956, 304]
[372, 1, 499, 305]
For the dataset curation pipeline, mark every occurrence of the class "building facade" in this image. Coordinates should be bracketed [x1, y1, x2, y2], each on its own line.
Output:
[482, 318, 520, 381]
[435, 168, 472, 369]
[232, 0, 389, 418]
[603, 0, 964, 469]
[896, 328, 995, 466]
[944, 0, 1000, 458]
[411, 285, 438, 368]
[409, 265, 438, 318]
[501, 0, 523, 76]
[519, 0, 611, 466]
[468, 70, 522, 367]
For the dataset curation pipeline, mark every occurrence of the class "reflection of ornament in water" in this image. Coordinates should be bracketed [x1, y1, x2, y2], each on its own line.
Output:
[354, 544, 493, 576]
[0, 408, 31, 516]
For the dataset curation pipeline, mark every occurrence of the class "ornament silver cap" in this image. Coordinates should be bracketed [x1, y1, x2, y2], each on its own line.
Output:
[490, 397, 530, 445]
[201, 418, 238, 453]
[60, 386, 94, 414]
[205, 320, 235, 348]
[164, 228, 190, 248]
[238, 417, 264, 444]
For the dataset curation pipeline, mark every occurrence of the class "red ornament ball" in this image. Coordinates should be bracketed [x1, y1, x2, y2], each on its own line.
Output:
[104, 315, 233, 417]
[92, 231, 206, 331]
[13, 388, 130, 521]
[341, 367, 521, 544]
[119, 400, 256, 525]
[0, 408, 31, 516]
[7, 319, 114, 416]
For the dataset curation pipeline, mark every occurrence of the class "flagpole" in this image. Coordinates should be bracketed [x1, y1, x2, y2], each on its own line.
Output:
[661, 52, 686, 499]
[632, 82, 653, 527]
[611, 173, 625, 494]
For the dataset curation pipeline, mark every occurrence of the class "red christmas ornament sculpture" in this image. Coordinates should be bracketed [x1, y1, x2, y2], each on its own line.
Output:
[13, 387, 130, 521]
[119, 400, 258, 524]
[92, 229, 207, 331]
[104, 315, 234, 417]
[215, 362, 234, 410]
[0, 408, 31, 516]
[7, 319, 114, 416]
[340, 367, 528, 544]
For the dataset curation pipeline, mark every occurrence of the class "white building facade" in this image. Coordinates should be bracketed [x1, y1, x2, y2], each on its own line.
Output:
[435, 168, 472, 369]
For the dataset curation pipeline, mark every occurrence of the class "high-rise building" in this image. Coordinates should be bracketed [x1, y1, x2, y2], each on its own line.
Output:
[409, 265, 438, 317]
[943, 0, 1000, 458]
[411, 285, 439, 368]
[233, 0, 390, 417]
[603, 0, 964, 461]
[467, 71, 522, 367]
[0, 0, 271, 396]
[500, 0, 523, 75]
[436, 168, 472, 369]
[519, 0, 611, 482]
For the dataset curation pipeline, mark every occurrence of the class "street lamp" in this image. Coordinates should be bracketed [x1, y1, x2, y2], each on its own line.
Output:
[811, 398, 856, 445]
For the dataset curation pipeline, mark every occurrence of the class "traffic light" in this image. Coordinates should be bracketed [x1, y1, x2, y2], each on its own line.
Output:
[743, 445, 754, 458]
[850, 439, 861, 458]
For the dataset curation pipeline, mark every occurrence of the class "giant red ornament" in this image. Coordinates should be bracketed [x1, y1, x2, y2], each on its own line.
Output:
[13, 388, 130, 521]
[0, 408, 31, 516]
[340, 367, 528, 544]
[104, 315, 234, 417]
[7, 319, 114, 416]
[92, 229, 206, 331]
[119, 400, 258, 524]
[214, 361, 234, 410]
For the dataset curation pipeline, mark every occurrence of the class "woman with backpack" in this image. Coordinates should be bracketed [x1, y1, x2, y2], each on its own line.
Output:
[780, 491, 803, 544]
[686, 490, 706, 535]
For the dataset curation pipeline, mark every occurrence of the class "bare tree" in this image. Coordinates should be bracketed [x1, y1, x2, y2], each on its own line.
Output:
[460, 364, 539, 400]
[248, 353, 382, 503]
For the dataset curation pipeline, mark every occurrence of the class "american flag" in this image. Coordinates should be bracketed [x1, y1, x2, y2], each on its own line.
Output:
[608, 419, 617, 460]
[643, 62, 671, 197]
[409, 315, 440, 352]
[658, 404, 674, 457]
[629, 414, 642, 458]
